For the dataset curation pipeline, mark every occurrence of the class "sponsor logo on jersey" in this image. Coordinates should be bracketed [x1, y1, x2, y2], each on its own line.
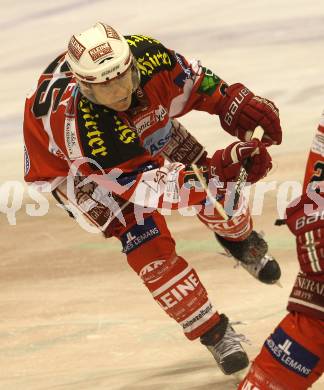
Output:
[174, 53, 194, 87]
[198, 67, 222, 96]
[143, 120, 172, 155]
[136, 49, 172, 76]
[87, 129, 108, 156]
[135, 111, 156, 135]
[68, 35, 86, 61]
[121, 216, 160, 254]
[174, 53, 192, 77]
[134, 105, 168, 135]
[126, 35, 161, 48]
[154, 105, 168, 121]
[79, 98, 108, 157]
[64, 117, 83, 159]
[89, 42, 113, 62]
[264, 327, 319, 377]
[181, 303, 213, 330]
[156, 271, 200, 310]
[114, 115, 138, 144]
[293, 274, 324, 297]
[24, 145, 30, 176]
[139, 260, 167, 283]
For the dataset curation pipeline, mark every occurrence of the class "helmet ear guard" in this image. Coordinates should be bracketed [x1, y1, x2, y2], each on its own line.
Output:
[65, 22, 131, 83]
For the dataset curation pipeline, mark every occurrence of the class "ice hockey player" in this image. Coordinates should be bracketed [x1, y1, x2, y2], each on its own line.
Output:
[238, 114, 324, 389]
[23, 22, 282, 375]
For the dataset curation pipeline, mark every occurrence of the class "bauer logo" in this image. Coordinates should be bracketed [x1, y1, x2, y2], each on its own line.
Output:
[224, 87, 250, 126]
[264, 327, 319, 377]
[121, 216, 160, 254]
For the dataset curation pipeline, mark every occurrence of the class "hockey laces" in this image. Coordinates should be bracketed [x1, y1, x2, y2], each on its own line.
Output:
[213, 326, 251, 361]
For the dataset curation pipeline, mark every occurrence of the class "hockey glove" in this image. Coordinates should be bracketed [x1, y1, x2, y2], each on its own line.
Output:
[285, 191, 324, 274]
[209, 140, 272, 184]
[219, 83, 282, 145]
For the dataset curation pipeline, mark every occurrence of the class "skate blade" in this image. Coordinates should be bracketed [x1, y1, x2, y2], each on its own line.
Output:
[232, 368, 249, 386]
[275, 280, 283, 288]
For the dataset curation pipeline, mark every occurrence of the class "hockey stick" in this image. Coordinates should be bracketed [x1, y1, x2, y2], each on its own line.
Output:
[225, 126, 264, 216]
[191, 165, 229, 220]
[192, 126, 264, 220]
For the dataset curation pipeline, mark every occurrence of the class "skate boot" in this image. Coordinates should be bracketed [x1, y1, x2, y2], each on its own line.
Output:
[200, 314, 249, 375]
[215, 230, 281, 284]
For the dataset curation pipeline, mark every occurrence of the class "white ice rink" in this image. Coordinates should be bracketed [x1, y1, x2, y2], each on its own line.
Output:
[1, 1, 324, 389]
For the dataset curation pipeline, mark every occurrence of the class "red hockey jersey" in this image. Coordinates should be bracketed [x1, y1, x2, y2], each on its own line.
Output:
[23, 35, 228, 208]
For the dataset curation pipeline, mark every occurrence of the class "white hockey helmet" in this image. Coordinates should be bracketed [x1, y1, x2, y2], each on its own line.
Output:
[65, 22, 132, 83]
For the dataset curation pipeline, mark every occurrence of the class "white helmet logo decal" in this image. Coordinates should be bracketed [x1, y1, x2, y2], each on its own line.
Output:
[89, 42, 113, 62]
[68, 35, 85, 60]
[101, 23, 120, 40]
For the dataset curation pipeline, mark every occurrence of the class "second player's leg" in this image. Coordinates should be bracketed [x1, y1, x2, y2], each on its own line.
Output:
[238, 312, 324, 390]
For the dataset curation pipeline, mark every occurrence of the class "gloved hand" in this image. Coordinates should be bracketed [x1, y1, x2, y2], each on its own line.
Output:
[285, 191, 324, 274]
[219, 83, 282, 145]
[209, 139, 272, 184]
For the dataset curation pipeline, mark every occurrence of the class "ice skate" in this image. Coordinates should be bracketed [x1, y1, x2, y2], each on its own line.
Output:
[200, 314, 249, 375]
[215, 230, 281, 284]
